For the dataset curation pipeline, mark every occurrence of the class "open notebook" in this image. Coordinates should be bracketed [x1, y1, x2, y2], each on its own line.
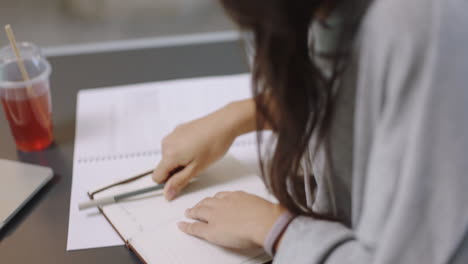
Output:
[70, 73, 275, 261]
[88, 155, 272, 264]
[68, 74, 266, 251]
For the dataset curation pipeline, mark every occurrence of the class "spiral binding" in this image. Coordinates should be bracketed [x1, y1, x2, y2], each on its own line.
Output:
[76, 138, 257, 164]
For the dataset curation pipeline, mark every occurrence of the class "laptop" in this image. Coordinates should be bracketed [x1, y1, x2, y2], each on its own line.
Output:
[0, 159, 53, 230]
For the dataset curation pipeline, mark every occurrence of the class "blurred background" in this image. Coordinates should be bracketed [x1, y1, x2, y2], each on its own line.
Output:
[0, 0, 236, 48]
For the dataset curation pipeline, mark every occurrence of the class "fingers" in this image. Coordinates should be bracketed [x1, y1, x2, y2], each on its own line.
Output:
[164, 163, 197, 201]
[179, 199, 214, 239]
[184, 195, 223, 221]
[214, 191, 231, 199]
[185, 205, 212, 222]
[152, 158, 175, 184]
[177, 221, 210, 239]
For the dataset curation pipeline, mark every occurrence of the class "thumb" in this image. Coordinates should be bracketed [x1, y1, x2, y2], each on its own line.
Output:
[152, 158, 176, 184]
[164, 163, 197, 201]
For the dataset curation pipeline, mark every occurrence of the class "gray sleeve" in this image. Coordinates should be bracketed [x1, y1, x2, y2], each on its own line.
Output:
[274, 0, 468, 263]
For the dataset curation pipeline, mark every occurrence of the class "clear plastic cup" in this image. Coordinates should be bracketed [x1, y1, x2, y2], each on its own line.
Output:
[0, 42, 54, 152]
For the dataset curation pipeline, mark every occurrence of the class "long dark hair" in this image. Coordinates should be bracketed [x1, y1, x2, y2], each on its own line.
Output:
[220, 0, 360, 217]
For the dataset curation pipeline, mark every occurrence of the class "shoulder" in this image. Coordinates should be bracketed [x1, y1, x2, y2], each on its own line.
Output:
[359, 0, 468, 46]
[354, 0, 468, 118]
[352, 0, 440, 119]
[356, 0, 468, 77]
[359, 0, 438, 48]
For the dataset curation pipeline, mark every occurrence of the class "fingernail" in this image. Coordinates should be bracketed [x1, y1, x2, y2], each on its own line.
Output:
[167, 189, 177, 200]
[177, 222, 186, 230]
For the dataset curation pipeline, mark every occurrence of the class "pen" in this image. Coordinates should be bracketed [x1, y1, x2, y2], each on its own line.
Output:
[78, 184, 165, 211]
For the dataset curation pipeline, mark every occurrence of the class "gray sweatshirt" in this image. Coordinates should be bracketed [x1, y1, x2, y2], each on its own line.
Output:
[274, 0, 468, 263]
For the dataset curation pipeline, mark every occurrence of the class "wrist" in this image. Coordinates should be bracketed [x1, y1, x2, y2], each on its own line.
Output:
[224, 99, 257, 137]
[251, 204, 287, 247]
[262, 209, 296, 256]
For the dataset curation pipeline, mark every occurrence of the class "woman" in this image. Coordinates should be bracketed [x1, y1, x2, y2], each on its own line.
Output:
[152, 0, 468, 262]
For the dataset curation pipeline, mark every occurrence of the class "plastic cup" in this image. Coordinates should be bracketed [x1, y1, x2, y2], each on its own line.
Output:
[0, 42, 54, 152]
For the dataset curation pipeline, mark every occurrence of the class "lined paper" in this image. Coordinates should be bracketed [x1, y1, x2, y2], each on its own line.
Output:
[68, 74, 263, 251]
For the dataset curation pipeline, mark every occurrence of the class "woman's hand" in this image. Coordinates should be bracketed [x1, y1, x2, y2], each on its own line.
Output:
[178, 191, 286, 249]
[152, 99, 257, 200]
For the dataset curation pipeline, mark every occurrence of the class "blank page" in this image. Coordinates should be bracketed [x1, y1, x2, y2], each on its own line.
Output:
[131, 224, 271, 264]
[94, 156, 272, 263]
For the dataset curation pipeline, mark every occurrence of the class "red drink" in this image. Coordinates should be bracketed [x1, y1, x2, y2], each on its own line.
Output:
[0, 44, 53, 152]
[0, 78, 53, 151]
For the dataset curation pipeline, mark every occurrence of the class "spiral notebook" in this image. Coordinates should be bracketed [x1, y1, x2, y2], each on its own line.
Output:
[68, 74, 264, 252]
